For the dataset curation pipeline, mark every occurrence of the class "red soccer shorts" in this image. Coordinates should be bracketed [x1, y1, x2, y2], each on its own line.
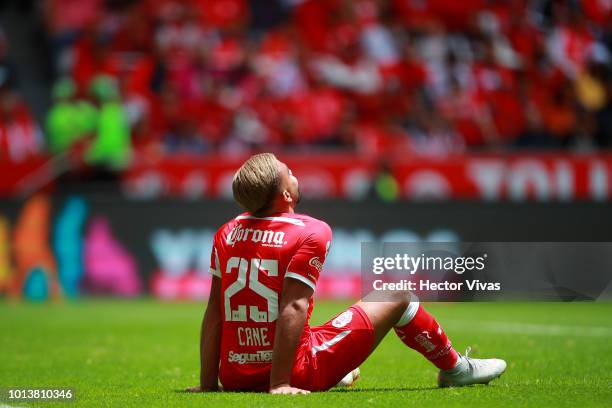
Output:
[291, 305, 376, 391]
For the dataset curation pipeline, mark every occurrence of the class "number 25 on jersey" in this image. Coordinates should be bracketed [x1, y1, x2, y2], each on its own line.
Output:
[224, 257, 278, 323]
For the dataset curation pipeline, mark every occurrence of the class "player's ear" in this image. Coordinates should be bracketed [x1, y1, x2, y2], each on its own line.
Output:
[282, 189, 292, 203]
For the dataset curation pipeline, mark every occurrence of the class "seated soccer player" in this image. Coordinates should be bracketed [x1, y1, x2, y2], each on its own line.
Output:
[187, 153, 506, 394]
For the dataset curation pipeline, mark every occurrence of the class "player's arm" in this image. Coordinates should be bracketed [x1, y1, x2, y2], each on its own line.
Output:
[187, 276, 222, 392]
[269, 277, 313, 395]
[200, 276, 222, 390]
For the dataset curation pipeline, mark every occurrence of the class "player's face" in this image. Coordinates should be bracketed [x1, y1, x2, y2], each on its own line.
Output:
[279, 161, 301, 207]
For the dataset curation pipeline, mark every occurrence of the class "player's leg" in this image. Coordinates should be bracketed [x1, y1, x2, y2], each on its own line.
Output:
[356, 291, 507, 387]
[297, 304, 375, 391]
[331, 297, 408, 388]
[356, 291, 459, 370]
[304, 294, 441, 390]
[305, 291, 505, 390]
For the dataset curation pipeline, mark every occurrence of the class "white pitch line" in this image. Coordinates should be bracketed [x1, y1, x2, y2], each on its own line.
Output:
[448, 321, 612, 337]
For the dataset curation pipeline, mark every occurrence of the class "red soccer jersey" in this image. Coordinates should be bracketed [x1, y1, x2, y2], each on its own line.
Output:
[209, 212, 332, 390]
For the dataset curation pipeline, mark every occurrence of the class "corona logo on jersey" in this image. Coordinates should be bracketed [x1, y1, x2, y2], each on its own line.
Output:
[309, 256, 323, 272]
[225, 223, 286, 247]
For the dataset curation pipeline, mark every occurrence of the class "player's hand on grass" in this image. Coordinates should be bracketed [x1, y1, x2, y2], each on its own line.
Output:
[269, 384, 310, 395]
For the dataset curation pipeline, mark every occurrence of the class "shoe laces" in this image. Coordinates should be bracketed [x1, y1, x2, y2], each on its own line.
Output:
[461, 346, 491, 372]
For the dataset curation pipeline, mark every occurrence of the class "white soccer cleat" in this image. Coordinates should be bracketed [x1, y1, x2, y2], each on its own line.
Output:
[335, 367, 361, 387]
[438, 347, 507, 388]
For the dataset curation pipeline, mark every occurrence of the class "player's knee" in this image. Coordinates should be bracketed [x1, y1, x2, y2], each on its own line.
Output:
[389, 290, 412, 311]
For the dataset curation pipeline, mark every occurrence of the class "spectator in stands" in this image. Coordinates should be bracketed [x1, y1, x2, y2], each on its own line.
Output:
[515, 104, 558, 149]
[21, 0, 612, 157]
[46, 77, 97, 154]
[540, 79, 579, 146]
[42, 0, 103, 76]
[0, 88, 44, 162]
[0, 25, 45, 163]
[85, 75, 131, 169]
[373, 161, 399, 202]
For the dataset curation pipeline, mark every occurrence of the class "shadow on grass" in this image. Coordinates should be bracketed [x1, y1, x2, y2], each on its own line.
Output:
[329, 386, 441, 393]
[174, 386, 441, 394]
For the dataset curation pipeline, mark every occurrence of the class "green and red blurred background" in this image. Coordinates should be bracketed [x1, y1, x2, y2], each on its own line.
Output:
[0, 0, 611, 301]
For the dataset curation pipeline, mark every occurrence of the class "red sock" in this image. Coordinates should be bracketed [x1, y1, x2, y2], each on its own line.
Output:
[394, 304, 459, 370]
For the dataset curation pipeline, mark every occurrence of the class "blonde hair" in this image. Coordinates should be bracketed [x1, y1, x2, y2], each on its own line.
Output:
[232, 153, 281, 214]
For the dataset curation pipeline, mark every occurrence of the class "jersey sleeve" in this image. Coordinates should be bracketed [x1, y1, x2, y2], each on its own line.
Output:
[285, 222, 332, 290]
[209, 230, 222, 278]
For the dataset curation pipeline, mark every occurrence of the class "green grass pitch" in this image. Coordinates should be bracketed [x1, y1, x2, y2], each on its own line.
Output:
[1, 300, 611, 407]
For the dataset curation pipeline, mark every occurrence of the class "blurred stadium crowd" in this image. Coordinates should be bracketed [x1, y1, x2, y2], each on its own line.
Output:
[0, 0, 612, 169]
